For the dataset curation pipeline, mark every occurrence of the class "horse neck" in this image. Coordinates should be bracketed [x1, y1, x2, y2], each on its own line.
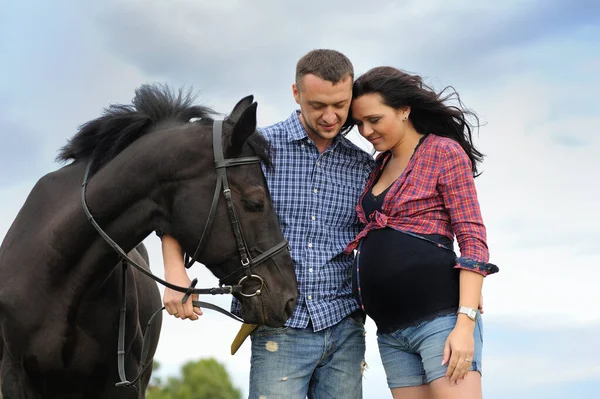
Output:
[83, 128, 211, 253]
[53, 127, 214, 304]
[83, 164, 160, 254]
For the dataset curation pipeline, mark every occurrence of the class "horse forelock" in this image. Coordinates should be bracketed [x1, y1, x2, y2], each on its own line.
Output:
[55, 84, 216, 174]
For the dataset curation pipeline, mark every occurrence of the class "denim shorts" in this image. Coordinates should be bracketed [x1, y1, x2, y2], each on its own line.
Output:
[377, 313, 483, 388]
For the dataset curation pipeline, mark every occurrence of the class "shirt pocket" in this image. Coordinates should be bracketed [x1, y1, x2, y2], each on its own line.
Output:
[321, 181, 364, 228]
[270, 174, 308, 225]
[400, 171, 436, 202]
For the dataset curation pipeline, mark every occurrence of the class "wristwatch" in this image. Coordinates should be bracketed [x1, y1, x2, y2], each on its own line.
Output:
[457, 306, 477, 321]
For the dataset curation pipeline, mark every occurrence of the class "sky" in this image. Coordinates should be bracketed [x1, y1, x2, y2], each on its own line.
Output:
[1, 0, 599, 398]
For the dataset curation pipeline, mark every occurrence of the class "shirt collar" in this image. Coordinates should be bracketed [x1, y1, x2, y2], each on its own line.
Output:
[285, 110, 358, 152]
[285, 111, 309, 142]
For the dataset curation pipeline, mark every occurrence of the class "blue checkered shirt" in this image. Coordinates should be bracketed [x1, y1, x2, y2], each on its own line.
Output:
[231, 111, 374, 331]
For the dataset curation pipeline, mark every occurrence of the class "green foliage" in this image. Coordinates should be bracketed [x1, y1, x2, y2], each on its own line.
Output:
[147, 358, 241, 399]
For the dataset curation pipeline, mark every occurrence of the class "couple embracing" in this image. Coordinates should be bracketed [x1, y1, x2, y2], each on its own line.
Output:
[161, 49, 498, 399]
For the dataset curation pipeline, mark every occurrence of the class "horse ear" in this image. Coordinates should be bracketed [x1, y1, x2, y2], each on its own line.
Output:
[228, 102, 258, 156]
[229, 95, 254, 123]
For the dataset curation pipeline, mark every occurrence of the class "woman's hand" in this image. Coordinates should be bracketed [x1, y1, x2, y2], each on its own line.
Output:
[442, 269, 483, 383]
[441, 320, 475, 384]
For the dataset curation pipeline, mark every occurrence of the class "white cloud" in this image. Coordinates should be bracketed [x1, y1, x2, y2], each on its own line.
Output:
[483, 321, 600, 396]
[447, 69, 600, 326]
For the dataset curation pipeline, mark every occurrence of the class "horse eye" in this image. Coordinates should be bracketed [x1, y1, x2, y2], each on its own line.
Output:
[241, 186, 266, 212]
[242, 197, 265, 212]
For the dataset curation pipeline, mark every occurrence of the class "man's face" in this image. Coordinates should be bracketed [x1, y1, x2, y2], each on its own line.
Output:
[292, 74, 353, 145]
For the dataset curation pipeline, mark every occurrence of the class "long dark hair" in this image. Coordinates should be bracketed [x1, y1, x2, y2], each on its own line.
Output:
[352, 66, 484, 176]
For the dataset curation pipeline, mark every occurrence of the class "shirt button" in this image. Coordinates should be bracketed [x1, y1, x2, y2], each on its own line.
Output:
[308, 295, 312, 300]
[316, 162, 321, 166]
[311, 216, 316, 221]
[308, 243, 313, 248]
[313, 188, 318, 194]
[309, 268, 313, 273]
[301, 144, 305, 148]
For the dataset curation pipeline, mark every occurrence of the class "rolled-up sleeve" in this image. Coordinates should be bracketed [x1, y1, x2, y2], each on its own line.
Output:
[438, 142, 499, 277]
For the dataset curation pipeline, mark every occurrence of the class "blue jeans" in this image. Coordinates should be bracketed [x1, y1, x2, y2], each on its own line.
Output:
[377, 313, 484, 388]
[248, 314, 366, 399]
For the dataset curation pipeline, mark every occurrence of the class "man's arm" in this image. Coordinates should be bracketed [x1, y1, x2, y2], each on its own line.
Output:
[161, 234, 202, 320]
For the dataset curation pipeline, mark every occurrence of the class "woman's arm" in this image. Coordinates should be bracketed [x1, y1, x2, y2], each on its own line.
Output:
[438, 141, 498, 277]
[438, 141, 496, 384]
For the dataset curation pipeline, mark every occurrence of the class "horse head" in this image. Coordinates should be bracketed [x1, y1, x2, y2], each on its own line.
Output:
[58, 84, 298, 327]
[163, 95, 298, 326]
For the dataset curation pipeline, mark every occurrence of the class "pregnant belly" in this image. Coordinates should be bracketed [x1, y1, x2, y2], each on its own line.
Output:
[356, 228, 460, 331]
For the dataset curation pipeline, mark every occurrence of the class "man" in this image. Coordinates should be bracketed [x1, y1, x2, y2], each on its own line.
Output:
[162, 49, 375, 398]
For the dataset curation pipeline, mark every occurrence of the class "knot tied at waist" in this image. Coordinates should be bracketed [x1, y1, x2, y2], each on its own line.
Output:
[372, 211, 389, 228]
[344, 211, 403, 254]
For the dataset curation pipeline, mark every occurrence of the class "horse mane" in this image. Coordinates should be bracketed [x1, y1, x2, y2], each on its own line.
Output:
[57, 84, 216, 173]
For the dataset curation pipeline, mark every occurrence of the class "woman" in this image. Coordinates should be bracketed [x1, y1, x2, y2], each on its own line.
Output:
[345, 66, 499, 399]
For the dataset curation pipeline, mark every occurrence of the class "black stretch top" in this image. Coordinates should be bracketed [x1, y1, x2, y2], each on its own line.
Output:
[352, 186, 460, 333]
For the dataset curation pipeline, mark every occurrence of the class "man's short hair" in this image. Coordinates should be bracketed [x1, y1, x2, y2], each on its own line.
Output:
[295, 49, 354, 88]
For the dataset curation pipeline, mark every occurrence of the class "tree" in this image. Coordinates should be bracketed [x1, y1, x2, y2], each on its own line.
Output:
[147, 358, 241, 399]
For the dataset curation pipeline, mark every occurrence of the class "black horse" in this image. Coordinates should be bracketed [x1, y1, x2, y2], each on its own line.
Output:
[0, 85, 298, 398]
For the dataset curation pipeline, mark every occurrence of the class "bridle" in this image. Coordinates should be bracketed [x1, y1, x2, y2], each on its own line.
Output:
[183, 119, 289, 295]
[80, 119, 289, 389]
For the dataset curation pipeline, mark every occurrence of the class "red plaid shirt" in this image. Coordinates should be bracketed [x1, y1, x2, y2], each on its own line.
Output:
[345, 134, 498, 277]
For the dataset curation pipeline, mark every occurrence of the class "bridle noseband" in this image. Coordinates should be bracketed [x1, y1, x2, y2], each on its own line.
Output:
[80, 119, 289, 389]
